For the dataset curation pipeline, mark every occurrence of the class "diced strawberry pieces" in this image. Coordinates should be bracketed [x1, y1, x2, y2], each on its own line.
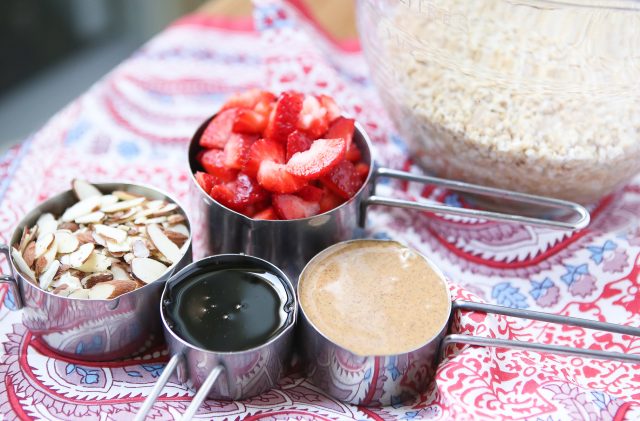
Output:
[297, 184, 324, 202]
[317, 94, 341, 123]
[346, 143, 362, 162]
[200, 108, 238, 149]
[244, 139, 285, 178]
[195, 171, 218, 193]
[253, 207, 278, 220]
[273, 194, 320, 220]
[319, 188, 345, 213]
[257, 161, 307, 194]
[326, 116, 355, 150]
[321, 160, 363, 200]
[224, 133, 256, 169]
[286, 138, 346, 180]
[210, 173, 269, 213]
[297, 95, 329, 139]
[286, 130, 314, 161]
[221, 89, 276, 111]
[355, 162, 370, 180]
[233, 109, 268, 134]
[264, 91, 304, 143]
[199, 149, 238, 182]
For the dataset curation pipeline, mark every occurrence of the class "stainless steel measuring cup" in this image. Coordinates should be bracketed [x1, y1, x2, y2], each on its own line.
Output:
[135, 254, 297, 421]
[297, 239, 640, 407]
[188, 114, 590, 280]
[0, 182, 193, 361]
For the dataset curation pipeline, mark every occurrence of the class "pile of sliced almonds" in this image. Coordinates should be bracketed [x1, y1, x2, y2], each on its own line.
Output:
[11, 180, 190, 299]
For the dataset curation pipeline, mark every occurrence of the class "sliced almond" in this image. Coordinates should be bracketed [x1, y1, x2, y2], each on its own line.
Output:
[94, 224, 127, 243]
[89, 280, 137, 299]
[147, 224, 181, 264]
[123, 252, 135, 264]
[68, 288, 91, 299]
[61, 196, 102, 221]
[101, 197, 146, 213]
[132, 239, 150, 258]
[166, 223, 189, 237]
[167, 214, 186, 225]
[37, 241, 58, 275]
[99, 194, 119, 208]
[164, 230, 188, 248]
[69, 243, 95, 268]
[145, 200, 165, 210]
[53, 272, 81, 290]
[39, 260, 60, 290]
[113, 190, 141, 201]
[107, 207, 138, 223]
[75, 230, 95, 244]
[76, 252, 111, 273]
[11, 247, 36, 281]
[23, 241, 36, 268]
[75, 211, 105, 224]
[19, 226, 37, 253]
[52, 285, 74, 297]
[131, 257, 168, 284]
[36, 213, 58, 238]
[59, 221, 79, 232]
[55, 230, 80, 254]
[60, 254, 71, 265]
[80, 271, 114, 289]
[72, 179, 102, 200]
[110, 263, 131, 280]
[106, 238, 131, 253]
[151, 203, 178, 217]
[34, 232, 55, 258]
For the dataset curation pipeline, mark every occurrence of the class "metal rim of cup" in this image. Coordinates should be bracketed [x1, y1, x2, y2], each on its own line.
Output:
[7, 181, 193, 302]
[186, 113, 377, 223]
[160, 253, 298, 356]
[297, 238, 454, 357]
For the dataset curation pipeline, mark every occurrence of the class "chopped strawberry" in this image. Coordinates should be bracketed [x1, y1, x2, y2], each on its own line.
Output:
[199, 149, 238, 182]
[345, 143, 362, 162]
[195, 171, 219, 193]
[257, 161, 307, 194]
[319, 188, 345, 213]
[273, 194, 320, 220]
[244, 139, 285, 178]
[210, 173, 269, 212]
[326, 117, 355, 149]
[253, 207, 278, 220]
[264, 91, 304, 143]
[200, 108, 238, 149]
[297, 184, 323, 202]
[221, 89, 276, 111]
[286, 130, 314, 161]
[286, 138, 346, 179]
[233, 109, 268, 134]
[355, 162, 370, 180]
[297, 95, 329, 138]
[318, 94, 341, 122]
[224, 133, 257, 169]
[321, 160, 363, 200]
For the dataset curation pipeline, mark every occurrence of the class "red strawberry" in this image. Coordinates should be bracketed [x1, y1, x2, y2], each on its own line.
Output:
[210, 173, 268, 212]
[200, 108, 238, 149]
[318, 94, 341, 122]
[273, 194, 320, 220]
[195, 171, 219, 193]
[345, 143, 362, 162]
[326, 117, 355, 150]
[319, 188, 345, 213]
[199, 149, 238, 182]
[297, 184, 323, 202]
[321, 160, 363, 200]
[224, 133, 257, 169]
[264, 91, 304, 143]
[286, 130, 314, 161]
[257, 161, 306, 194]
[286, 137, 346, 179]
[221, 89, 276, 111]
[253, 207, 278, 220]
[297, 95, 329, 138]
[233, 109, 268, 134]
[355, 162, 370, 180]
[244, 139, 285, 178]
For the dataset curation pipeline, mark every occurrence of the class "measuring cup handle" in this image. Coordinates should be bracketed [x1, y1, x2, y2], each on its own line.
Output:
[135, 354, 182, 421]
[0, 244, 23, 310]
[360, 167, 590, 230]
[179, 365, 224, 421]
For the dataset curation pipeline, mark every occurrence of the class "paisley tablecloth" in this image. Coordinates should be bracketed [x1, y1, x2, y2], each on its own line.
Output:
[1, 1, 639, 419]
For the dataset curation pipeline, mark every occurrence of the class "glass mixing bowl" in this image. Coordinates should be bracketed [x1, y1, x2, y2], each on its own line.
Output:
[357, 0, 640, 204]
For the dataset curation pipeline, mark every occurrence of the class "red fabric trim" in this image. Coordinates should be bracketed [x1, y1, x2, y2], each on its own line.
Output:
[6, 374, 35, 420]
[614, 401, 636, 421]
[170, 13, 255, 32]
[357, 406, 386, 421]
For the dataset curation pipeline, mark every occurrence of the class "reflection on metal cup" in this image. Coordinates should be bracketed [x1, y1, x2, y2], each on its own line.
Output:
[0, 183, 193, 361]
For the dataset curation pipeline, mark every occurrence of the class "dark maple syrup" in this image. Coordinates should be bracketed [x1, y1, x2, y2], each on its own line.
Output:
[164, 265, 292, 352]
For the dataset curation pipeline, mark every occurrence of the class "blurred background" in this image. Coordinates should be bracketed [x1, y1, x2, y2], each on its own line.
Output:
[0, 0, 204, 152]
